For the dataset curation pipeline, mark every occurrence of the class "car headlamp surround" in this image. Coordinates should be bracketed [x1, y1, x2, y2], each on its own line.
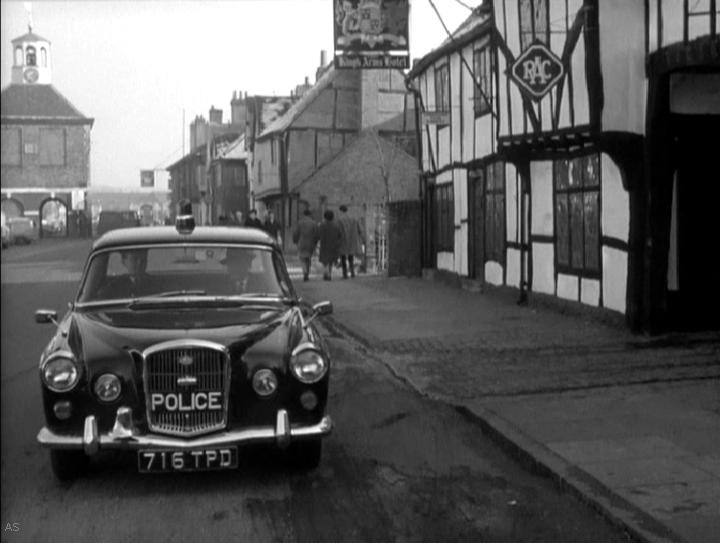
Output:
[289, 342, 328, 384]
[41, 350, 81, 393]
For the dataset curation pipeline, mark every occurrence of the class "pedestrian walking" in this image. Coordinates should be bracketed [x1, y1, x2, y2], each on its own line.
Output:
[337, 205, 365, 279]
[292, 209, 319, 282]
[263, 209, 282, 245]
[244, 209, 263, 229]
[317, 209, 343, 281]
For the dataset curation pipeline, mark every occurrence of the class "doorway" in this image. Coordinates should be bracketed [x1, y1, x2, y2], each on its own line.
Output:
[667, 114, 720, 331]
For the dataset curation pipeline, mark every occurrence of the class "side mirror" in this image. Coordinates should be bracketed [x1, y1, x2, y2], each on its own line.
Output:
[312, 301, 333, 316]
[304, 301, 333, 327]
[35, 309, 58, 325]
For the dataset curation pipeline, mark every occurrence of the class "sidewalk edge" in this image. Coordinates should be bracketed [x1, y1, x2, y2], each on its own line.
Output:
[456, 402, 689, 543]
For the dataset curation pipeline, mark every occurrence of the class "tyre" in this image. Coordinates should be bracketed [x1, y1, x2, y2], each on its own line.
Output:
[287, 439, 322, 470]
[50, 449, 89, 481]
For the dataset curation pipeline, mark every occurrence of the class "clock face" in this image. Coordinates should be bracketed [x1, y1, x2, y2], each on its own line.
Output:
[23, 68, 39, 83]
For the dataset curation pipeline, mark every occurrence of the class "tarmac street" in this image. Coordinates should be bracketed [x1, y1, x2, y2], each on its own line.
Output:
[291, 255, 720, 543]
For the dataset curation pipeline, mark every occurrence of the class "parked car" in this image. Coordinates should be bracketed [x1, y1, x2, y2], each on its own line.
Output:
[35, 214, 334, 480]
[96, 210, 140, 237]
[7, 216, 37, 244]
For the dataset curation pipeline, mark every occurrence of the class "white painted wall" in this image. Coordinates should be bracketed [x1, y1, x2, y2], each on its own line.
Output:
[437, 251, 454, 272]
[557, 273, 579, 302]
[506, 162, 518, 243]
[530, 161, 553, 236]
[505, 247, 520, 287]
[603, 247, 628, 313]
[601, 154, 629, 242]
[532, 242, 555, 295]
[599, 0, 646, 135]
[581, 278, 601, 306]
[486, 260, 504, 286]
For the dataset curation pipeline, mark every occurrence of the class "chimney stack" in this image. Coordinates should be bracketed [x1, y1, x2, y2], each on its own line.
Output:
[320, 49, 327, 67]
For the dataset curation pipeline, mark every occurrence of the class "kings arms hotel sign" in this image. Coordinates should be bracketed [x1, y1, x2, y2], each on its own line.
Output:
[334, 0, 410, 69]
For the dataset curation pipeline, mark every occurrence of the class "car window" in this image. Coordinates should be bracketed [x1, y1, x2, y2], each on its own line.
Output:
[78, 245, 291, 302]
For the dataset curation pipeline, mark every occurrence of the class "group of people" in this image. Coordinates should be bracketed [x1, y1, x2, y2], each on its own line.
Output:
[243, 208, 282, 244]
[292, 205, 364, 282]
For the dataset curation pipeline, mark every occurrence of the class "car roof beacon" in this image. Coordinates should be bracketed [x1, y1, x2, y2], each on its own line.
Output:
[176, 199, 195, 235]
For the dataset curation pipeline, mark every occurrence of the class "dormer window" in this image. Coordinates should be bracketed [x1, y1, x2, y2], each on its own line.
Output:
[26, 46, 37, 66]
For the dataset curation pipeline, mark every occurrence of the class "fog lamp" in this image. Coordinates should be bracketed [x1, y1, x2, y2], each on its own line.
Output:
[53, 400, 73, 420]
[94, 373, 122, 403]
[252, 369, 278, 397]
[299, 390, 318, 411]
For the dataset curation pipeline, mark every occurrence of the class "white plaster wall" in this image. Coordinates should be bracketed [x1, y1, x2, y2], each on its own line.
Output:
[462, 44, 476, 164]
[506, 163, 519, 243]
[530, 161, 553, 236]
[455, 169, 468, 276]
[505, 247, 521, 288]
[485, 260, 504, 286]
[603, 246, 628, 313]
[438, 125, 451, 169]
[557, 273, 579, 302]
[601, 153, 629, 241]
[451, 53, 462, 164]
[581, 278, 601, 307]
[599, 0, 645, 135]
[437, 251, 454, 272]
[475, 115, 493, 161]
[570, 32, 590, 127]
[532, 242, 555, 295]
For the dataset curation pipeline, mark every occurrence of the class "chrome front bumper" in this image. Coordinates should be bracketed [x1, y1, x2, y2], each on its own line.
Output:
[37, 407, 333, 456]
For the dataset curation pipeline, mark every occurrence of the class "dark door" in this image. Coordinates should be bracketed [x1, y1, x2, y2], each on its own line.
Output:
[468, 169, 485, 280]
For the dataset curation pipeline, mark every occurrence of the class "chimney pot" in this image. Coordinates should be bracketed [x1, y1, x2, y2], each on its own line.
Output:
[305, 76, 309, 85]
[320, 49, 327, 66]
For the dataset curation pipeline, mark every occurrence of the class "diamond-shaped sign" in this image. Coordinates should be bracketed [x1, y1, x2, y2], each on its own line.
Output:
[509, 41, 564, 101]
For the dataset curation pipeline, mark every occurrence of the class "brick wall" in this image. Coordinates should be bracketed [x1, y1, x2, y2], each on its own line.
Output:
[1, 123, 90, 189]
[388, 200, 421, 277]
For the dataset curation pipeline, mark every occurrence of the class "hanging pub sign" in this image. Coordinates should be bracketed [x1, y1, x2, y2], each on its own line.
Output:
[140, 170, 155, 188]
[334, 0, 409, 70]
[509, 41, 565, 101]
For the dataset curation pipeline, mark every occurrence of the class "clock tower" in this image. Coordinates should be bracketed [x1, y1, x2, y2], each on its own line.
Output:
[10, 26, 52, 85]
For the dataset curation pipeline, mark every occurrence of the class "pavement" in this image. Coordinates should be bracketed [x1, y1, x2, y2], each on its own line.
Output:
[288, 254, 720, 543]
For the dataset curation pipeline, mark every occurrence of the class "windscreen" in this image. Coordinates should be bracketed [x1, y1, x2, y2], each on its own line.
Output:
[77, 245, 291, 302]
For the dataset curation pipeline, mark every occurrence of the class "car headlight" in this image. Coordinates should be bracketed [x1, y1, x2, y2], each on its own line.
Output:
[290, 344, 327, 384]
[41, 352, 80, 393]
[94, 373, 122, 402]
[252, 369, 278, 397]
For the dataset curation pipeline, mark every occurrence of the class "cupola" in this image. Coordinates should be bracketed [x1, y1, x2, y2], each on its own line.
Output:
[11, 25, 52, 85]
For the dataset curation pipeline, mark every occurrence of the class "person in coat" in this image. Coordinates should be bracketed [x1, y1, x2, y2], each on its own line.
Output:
[244, 209, 263, 229]
[317, 209, 343, 281]
[292, 209, 319, 281]
[337, 204, 365, 279]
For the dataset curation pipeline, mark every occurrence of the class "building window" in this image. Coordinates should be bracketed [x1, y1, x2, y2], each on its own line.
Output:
[684, 1, 719, 40]
[485, 162, 505, 264]
[257, 160, 262, 185]
[519, 0, 549, 51]
[434, 182, 454, 252]
[434, 63, 450, 113]
[554, 154, 600, 276]
[26, 46, 37, 66]
[1, 128, 22, 165]
[271, 139, 276, 165]
[473, 42, 494, 117]
[39, 128, 66, 166]
[14, 46, 23, 66]
[41, 47, 47, 67]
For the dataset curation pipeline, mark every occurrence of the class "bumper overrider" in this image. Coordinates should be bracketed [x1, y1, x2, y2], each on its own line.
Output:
[37, 406, 333, 455]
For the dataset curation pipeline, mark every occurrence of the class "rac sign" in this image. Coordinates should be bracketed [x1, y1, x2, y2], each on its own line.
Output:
[510, 41, 564, 101]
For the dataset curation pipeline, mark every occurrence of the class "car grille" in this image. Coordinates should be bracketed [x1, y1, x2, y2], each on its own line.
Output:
[143, 342, 230, 437]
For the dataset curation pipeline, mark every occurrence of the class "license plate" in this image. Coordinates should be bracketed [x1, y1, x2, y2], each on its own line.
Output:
[138, 447, 238, 473]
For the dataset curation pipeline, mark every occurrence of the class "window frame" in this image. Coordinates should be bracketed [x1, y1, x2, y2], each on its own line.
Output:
[434, 62, 450, 114]
[553, 153, 601, 279]
[484, 161, 506, 265]
[519, 0, 550, 51]
[434, 182, 454, 252]
[473, 39, 495, 118]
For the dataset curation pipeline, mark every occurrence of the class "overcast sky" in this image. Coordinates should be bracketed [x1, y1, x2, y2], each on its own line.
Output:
[1, 0, 471, 190]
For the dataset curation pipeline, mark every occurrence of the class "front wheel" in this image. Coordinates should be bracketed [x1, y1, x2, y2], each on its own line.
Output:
[287, 439, 322, 470]
[50, 449, 89, 481]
